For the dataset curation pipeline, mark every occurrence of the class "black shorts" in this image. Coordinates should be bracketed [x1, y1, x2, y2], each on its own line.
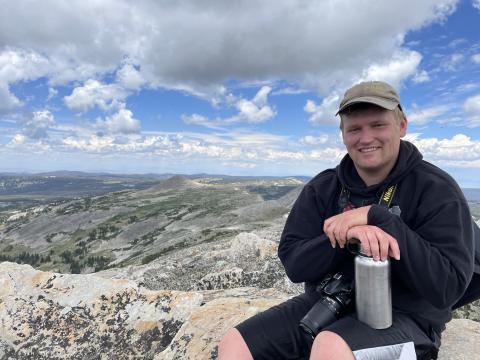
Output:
[235, 292, 440, 360]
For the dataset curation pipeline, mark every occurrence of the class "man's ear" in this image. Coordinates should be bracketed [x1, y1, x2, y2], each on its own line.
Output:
[399, 116, 408, 138]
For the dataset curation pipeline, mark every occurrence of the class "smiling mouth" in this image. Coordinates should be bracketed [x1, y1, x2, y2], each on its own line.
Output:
[359, 146, 380, 153]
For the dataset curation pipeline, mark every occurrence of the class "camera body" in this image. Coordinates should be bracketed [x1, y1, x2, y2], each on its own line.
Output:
[299, 273, 353, 339]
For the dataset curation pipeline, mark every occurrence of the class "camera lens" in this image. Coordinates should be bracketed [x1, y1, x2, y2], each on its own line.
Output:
[299, 296, 341, 339]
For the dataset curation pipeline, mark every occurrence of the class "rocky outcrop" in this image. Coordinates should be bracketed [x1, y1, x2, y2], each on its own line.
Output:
[99, 229, 303, 295]
[1, 224, 480, 359]
[1, 262, 479, 360]
[437, 319, 480, 360]
[0, 262, 203, 359]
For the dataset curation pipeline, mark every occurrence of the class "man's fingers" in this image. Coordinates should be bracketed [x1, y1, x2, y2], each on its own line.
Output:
[366, 231, 380, 261]
[388, 237, 401, 260]
[379, 234, 389, 261]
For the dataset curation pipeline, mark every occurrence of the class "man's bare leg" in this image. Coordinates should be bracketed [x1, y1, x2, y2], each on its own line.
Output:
[310, 330, 355, 360]
[218, 328, 254, 360]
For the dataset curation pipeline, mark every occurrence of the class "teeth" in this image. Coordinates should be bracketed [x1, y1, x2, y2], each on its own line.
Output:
[360, 147, 378, 152]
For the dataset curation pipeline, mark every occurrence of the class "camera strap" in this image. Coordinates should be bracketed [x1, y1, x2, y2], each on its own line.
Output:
[378, 184, 397, 208]
[338, 184, 397, 212]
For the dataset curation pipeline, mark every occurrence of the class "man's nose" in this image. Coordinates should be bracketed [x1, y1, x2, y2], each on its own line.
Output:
[358, 129, 375, 143]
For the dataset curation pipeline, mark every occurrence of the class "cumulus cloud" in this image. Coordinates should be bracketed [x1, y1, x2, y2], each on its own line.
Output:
[0, 48, 50, 84]
[116, 63, 146, 90]
[303, 49, 421, 126]
[0, 0, 458, 97]
[472, 54, 480, 64]
[19, 110, 56, 139]
[0, 48, 51, 111]
[96, 108, 141, 134]
[182, 86, 276, 127]
[359, 50, 422, 89]
[304, 94, 341, 126]
[64, 79, 128, 112]
[473, 0, 480, 10]
[410, 134, 480, 165]
[236, 86, 275, 123]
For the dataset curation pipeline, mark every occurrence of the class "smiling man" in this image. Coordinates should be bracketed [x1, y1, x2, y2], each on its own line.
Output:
[218, 81, 474, 360]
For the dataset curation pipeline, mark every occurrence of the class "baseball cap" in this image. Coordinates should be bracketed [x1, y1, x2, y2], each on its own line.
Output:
[336, 81, 401, 115]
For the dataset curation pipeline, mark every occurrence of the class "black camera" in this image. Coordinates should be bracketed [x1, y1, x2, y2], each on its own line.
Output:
[299, 273, 354, 339]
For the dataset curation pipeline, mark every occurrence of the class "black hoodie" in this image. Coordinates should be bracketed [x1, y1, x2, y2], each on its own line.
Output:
[278, 140, 474, 333]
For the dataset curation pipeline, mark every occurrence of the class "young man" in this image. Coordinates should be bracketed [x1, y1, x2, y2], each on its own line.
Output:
[218, 81, 474, 360]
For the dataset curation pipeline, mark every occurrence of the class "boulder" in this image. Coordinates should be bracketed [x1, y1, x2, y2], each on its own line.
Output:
[0, 262, 202, 360]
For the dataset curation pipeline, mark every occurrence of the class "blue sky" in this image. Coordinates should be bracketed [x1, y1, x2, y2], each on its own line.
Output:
[1, 0, 480, 187]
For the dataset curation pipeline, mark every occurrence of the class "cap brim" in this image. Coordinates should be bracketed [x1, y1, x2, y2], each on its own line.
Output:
[336, 96, 399, 115]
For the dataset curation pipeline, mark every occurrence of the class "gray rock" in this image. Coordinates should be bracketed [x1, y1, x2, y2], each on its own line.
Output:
[438, 319, 480, 360]
[0, 262, 202, 360]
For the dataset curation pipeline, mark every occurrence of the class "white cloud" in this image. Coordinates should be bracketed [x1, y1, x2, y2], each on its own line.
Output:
[0, 0, 458, 97]
[97, 108, 141, 134]
[235, 86, 275, 123]
[448, 38, 467, 48]
[463, 94, 480, 127]
[310, 147, 347, 163]
[456, 83, 480, 93]
[64, 79, 128, 112]
[441, 53, 464, 71]
[63, 135, 116, 152]
[0, 84, 21, 112]
[304, 49, 421, 127]
[410, 134, 480, 165]
[182, 86, 276, 127]
[304, 94, 340, 126]
[413, 70, 430, 83]
[300, 135, 330, 145]
[116, 63, 146, 90]
[0, 48, 51, 111]
[181, 114, 213, 127]
[359, 50, 422, 89]
[7, 133, 26, 147]
[407, 105, 449, 125]
[47, 87, 58, 101]
[473, 0, 480, 10]
[0, 48, 50, 84]
[271, 87, 309, 96]
[20, 110, 56, 139]
[472, 54, 480, 64]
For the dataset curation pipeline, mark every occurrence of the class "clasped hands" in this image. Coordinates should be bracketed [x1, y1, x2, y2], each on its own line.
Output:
[323, 206, 400, 261]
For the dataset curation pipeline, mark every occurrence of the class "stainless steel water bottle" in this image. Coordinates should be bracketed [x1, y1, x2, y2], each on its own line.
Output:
[354, 252, 392, 329]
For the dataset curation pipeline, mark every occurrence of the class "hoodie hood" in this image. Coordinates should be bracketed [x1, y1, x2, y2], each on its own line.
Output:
[336, 140, 423, 197]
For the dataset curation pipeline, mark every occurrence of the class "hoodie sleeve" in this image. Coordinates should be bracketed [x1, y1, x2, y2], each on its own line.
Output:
[278, 184, 344, 283]
[368, 192, 474, 309]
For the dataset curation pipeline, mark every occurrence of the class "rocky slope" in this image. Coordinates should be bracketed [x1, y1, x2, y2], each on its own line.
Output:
[1, 227, 479, 359]
[0, 176, 300, 274]
[1, 177, 479, 359]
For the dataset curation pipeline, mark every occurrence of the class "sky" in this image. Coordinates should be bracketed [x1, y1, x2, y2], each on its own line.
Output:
[1, 0, 480, 187]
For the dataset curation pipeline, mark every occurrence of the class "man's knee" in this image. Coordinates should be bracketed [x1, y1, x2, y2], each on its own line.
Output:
[310, 330, 355, 360]
[218, 328, 253, 360]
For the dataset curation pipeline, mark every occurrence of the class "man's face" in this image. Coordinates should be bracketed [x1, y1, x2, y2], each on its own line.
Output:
[341, 107, 407, 179]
